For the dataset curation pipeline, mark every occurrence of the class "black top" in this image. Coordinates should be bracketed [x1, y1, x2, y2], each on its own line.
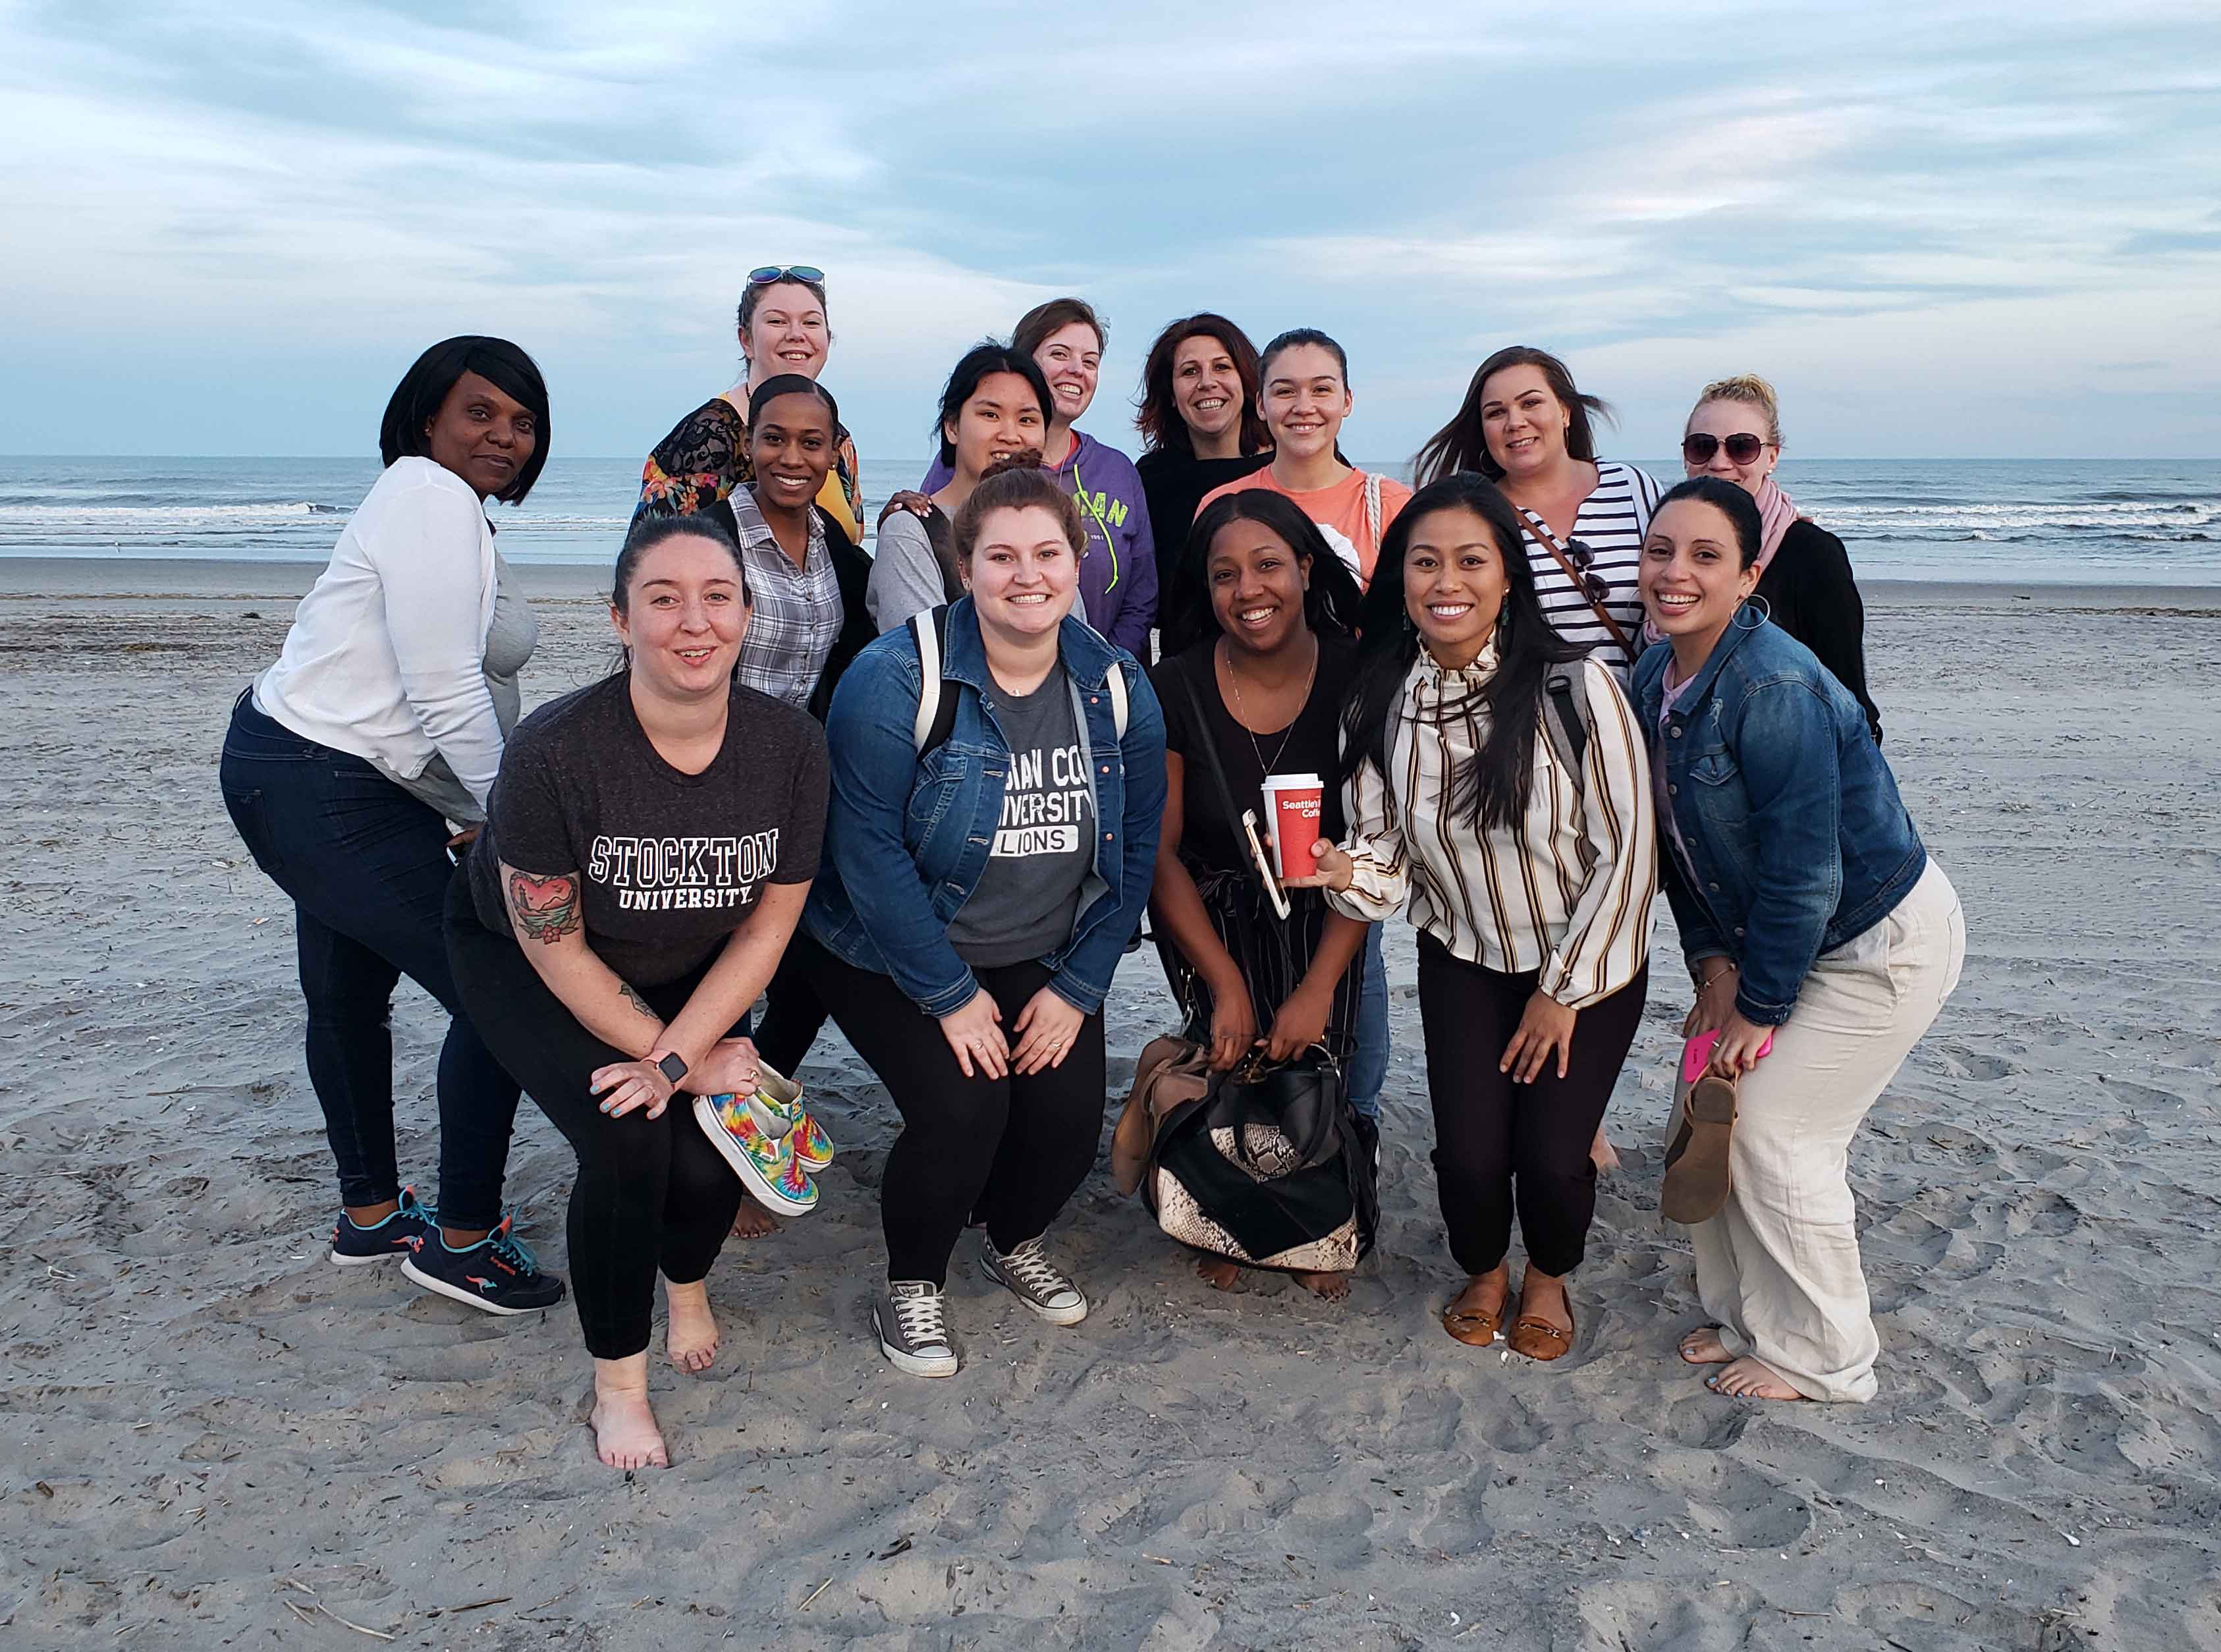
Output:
[1151, 635, 1357, 874]
[468, 674, 829, 987]
[1755, 518, 1883, 746]
[1136, 448, 1273, 592]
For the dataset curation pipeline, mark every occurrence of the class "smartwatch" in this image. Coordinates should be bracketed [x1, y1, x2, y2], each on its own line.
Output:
[655, 1051, 688, 1086]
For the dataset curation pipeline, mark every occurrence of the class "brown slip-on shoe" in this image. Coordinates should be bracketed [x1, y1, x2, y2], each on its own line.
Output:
[1660, 1071, 1738, 1225]
[1440, 1296, 1506, 1347]
[1507, 1296, 1576, 1362]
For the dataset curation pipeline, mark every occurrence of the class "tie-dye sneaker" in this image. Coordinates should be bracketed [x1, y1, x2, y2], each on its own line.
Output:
[787, 1109, 835, 1173]
[754, 1064, 834, 1172]
[695, 1093, 818, 1215]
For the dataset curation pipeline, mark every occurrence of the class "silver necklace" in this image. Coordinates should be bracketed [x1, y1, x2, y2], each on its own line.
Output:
[1217, 634, 1318, 774]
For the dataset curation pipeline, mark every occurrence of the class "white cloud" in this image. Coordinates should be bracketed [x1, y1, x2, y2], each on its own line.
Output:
[1, 0, 2216, 458]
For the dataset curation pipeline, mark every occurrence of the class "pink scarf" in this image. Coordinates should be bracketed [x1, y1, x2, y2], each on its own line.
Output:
[1753, 474, 1800, 573]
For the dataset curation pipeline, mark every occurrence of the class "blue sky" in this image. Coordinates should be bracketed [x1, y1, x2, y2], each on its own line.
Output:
[2, 0, 2216, 462]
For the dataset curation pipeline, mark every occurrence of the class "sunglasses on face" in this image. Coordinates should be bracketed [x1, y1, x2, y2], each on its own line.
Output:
[748, 265, 825, 285]
[1682, 431, 1767, 466]
[1566, 537, 1611, 603]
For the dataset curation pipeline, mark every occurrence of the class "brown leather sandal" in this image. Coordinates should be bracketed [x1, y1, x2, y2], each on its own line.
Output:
[1506, 1297, 1576, 1362]
[1660, 1070, 1738, 1225]
[1440, 1296, 1506, 1347]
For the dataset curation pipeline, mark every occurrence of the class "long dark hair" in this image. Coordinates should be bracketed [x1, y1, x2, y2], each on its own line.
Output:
[1413, 346, 1614, 486]
[1655, 475, 1764, 568]
[932, 342, 1053, 468]
[1159, 490, 1365, 657]
[1341, 474, 1589, 831]
[379, 336, 551, 503]
[1136, 313, 1272, 457]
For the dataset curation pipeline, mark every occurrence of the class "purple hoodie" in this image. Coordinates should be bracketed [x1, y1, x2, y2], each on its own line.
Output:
[919, 430, 1157, 654]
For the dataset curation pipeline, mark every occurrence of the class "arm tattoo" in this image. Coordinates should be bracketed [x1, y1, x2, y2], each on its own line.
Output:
[619, 981, 659, 1020]
[507, 869, 583, 945]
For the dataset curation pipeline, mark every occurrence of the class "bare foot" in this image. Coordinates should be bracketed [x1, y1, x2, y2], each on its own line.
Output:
[1294, 1270, 1350, 1301]
[1589, 1126, 1621, 1174]
[1678, 1325, 1734, 1365]
[730, 1200, 780, 1240]
[664, 1279, 719, 1373]
[1194, 1255, 1242, 1290]
[1707, 1355, 1804, 1400]
[590, 1356, 669, 1470]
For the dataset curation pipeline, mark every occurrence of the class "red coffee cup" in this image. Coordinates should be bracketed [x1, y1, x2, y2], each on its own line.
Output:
[1259, 773, 1324, 881]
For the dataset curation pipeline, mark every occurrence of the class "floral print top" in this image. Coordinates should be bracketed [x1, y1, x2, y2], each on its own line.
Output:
[633, 395, 864, 543]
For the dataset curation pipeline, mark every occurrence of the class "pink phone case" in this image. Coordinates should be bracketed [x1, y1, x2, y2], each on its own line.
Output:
[1682, 1026, 1774, 1084]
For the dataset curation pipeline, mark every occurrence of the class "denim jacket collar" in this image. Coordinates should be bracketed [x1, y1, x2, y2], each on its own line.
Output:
[939, 597, 1122, 698]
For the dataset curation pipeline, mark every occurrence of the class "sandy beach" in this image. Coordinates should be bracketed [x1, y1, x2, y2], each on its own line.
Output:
[3, 560, 2218, 1649]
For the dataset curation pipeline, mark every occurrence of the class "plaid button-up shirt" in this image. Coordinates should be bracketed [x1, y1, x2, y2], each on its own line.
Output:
[730, 490, 840, 709]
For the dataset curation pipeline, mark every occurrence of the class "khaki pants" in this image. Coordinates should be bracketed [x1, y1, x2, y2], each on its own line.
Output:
[1692, 860, 1965, 1402]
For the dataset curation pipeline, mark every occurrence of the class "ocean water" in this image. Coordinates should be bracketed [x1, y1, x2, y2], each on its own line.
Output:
[1, 454, 2216, 585]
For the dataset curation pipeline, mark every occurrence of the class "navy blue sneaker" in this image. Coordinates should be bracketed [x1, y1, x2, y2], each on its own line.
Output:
[401, 1219, 566, 1315]
[329, 1188, 437, 1267]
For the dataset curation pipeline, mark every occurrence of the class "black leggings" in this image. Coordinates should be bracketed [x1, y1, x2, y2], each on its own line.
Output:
[801, 937, 1106, 1286]
[1416, 934, 1647, 1278]
[443, 877, 746, 1360]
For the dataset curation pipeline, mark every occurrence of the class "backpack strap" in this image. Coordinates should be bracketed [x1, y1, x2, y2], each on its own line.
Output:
[909, 605, 958, 755]
[1541, 668, 1590, 794]
[1361, 470, 1383, 564]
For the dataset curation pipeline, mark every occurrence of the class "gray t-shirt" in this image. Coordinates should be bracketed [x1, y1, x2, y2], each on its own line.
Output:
[867, 507, 953, 634]
[945, 665, 1097, 969]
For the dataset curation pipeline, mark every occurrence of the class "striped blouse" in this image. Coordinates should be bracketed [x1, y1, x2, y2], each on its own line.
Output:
[1514, 460, 1663, 682]
[1325, 648, 1656, 1008]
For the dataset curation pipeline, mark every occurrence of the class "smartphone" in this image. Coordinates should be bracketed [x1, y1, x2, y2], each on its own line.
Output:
[1238, 810, 1292, 920]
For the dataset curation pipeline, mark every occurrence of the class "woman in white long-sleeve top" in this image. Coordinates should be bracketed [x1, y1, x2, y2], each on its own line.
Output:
[1292, 473, 1655, 1362]
[217, 337, 561, 1311]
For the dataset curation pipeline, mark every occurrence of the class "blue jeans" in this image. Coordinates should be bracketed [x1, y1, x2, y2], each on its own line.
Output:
[1348, 927, 1388, 1120]
[219, 692, 520, 1226]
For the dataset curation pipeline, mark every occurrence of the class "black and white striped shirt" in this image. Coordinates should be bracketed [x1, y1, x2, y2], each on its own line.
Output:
[1327, 649, 1656, 1008]
[1514, 460, 1662, 682]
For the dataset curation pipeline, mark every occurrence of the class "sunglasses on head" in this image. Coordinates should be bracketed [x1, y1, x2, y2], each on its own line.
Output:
[1566, 537, 1611, 604]
[748, 265, 825, 285]
[1682, 431, 1767, 466]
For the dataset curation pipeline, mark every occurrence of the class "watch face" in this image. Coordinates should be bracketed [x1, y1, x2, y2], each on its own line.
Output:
[657, 1052, 687, 1083]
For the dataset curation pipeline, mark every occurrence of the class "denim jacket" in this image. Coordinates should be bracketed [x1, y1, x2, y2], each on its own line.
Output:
[1631, 611, 1925, 1026]
[803, 599, 1166, 1018]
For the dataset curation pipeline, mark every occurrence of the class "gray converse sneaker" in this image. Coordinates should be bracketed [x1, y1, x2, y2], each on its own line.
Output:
[979, 1236, 1088, 1326]
[873, 1280, 958, 1378]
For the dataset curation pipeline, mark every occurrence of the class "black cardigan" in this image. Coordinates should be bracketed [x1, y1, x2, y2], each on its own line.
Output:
[1754, 518, 1883, 746]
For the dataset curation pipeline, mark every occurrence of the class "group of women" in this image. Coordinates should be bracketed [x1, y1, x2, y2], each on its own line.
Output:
[219, 267, 1960, 1472]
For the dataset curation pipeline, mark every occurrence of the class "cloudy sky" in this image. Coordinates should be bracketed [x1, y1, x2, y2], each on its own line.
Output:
[3, 0, 2216, 462]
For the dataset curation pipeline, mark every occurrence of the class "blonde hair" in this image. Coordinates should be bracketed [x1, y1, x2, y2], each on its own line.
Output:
[1693, 373, 1782, 449]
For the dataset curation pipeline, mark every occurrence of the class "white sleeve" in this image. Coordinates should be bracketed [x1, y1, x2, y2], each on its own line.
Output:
[366, 476, 505, 807]
[1325, 740, 1410, 924]
[866, 512, 947, 634]
[1539, 659, 1658, 1007]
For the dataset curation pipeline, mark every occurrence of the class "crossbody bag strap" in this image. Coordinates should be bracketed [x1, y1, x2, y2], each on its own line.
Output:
[1519, 507, 1635, 655]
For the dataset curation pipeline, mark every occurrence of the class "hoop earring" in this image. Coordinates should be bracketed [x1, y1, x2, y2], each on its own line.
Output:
[1732, 594, 1772, 630]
